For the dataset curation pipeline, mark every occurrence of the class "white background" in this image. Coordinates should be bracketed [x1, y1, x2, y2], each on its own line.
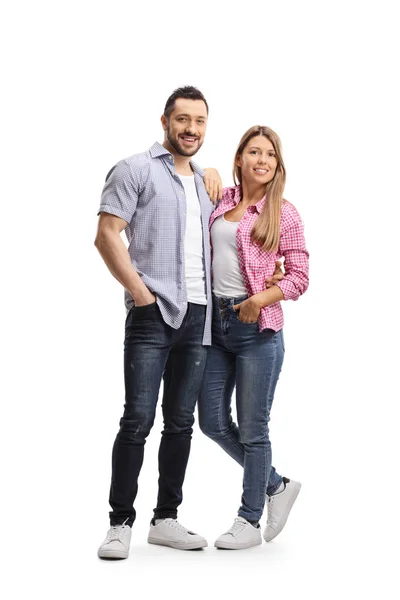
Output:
[1, 1, 399, 598]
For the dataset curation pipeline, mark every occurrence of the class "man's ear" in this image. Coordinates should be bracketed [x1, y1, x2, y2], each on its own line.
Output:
[161, 114, 168, 131]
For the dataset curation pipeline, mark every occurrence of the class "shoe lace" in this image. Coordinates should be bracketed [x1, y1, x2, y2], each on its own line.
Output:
[108, 519, 129, 542]
[267, 495, 276, 525]
[226, 518, 247, 536]
[164, 519, 189, 534]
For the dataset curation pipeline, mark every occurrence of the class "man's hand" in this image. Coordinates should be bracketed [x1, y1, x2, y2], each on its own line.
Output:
[266, 260, 284, 288]
[233, 296, 261, 323]
[134, 289, 156, 307]
[204, 168, 223, 203]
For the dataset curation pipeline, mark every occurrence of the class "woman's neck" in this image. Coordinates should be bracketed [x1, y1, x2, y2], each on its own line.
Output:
[240, 180, 266, 207]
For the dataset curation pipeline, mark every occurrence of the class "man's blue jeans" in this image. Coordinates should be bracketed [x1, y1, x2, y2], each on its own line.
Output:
[199, 295, 284, 522]
[109, 301, 207, 526]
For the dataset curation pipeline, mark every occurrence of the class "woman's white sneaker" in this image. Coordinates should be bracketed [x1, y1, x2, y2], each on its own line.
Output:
[263, 478, 301, 542]
[214, 517, 262, 550]
[147, 518, 208, 550]
[98, 521, 132, 559]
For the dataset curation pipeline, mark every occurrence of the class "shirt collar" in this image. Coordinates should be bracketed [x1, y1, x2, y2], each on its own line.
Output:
[149, 141, 171, 158]
[231, 186, 266, 214]
[149, 141, 205, 177]
[254, 195, 266, 213]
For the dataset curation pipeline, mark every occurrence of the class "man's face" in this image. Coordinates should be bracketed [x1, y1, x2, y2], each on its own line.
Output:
[162, 98, 208, 157]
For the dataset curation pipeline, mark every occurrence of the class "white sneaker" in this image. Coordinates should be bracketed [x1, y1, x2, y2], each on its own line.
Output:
[98, 521, 132, 559]
[263, 478, 301, 542]
[147, 518, 208, 550]
[214, 517, 262, 550]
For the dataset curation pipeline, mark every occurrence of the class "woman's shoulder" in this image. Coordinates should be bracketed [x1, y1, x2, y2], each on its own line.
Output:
[222, 185, 241, 202]
[282, 198, 301, 217]
[212, 185, 240, 211]
[281, 199, 304, 228]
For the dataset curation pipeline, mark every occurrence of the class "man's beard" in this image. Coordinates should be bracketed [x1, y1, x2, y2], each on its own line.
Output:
[166, 126, 202, 157]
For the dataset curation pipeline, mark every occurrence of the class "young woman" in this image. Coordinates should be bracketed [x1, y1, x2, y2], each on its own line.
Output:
[198, 126, 309, 549]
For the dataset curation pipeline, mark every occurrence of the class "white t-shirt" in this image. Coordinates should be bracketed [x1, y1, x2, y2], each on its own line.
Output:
[179, 175, 207, 305]
[211, 215, 247, 297]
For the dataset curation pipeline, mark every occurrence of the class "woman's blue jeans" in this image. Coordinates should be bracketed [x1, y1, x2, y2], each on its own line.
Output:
[199, 295, 284, 522]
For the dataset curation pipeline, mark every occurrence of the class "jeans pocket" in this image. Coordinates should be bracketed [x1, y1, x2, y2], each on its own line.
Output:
[134, 301, 156, 310]
[132, 302, 158, 318]
[234, 310, 258, 326]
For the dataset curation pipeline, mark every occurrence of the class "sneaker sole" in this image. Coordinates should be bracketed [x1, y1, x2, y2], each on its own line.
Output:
[147, 537, 208, 550]
[263, 481, 301, 542]
[214, 538, 262, 550]
[98, 548, 129, 559]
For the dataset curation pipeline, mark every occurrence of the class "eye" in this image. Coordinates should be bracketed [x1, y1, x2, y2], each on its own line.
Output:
[249, 150, 258, 154]
[197, 120, 205, 125]
[178, 117, 187, 122]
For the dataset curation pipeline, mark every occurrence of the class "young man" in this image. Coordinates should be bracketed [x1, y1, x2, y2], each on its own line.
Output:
[95, 86, 286, 559]
[96, 87, 215, 558]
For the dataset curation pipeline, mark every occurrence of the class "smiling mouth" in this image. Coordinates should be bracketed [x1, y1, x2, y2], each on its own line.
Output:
[180, 135, 198, 144]
[254, 168, 268, 174]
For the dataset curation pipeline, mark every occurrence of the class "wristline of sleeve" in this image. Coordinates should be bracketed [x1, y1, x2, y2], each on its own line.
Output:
[275, 279, 300, 302]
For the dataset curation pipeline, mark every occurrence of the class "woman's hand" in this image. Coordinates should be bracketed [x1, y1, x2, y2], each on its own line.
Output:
[204, 168, 223, 203]
[233, 296, 262, 323]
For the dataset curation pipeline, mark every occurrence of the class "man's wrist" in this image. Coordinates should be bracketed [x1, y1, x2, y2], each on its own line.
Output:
[132, 288, 152, 304]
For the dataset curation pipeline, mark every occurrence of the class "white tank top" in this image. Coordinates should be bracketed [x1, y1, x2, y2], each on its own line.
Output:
[211, 215, 247, 297]
[179, 175, 207, 305]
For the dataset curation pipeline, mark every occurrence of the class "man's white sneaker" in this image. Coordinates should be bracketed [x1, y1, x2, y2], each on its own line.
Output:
[214, 517, 262, 550]
[98, 521, 132, 559]
[147, 518, 208, 550]
[263, 477, 301, 542]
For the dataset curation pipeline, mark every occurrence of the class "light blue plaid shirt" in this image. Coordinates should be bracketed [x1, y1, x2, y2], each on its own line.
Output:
[99, 142, 213, 345]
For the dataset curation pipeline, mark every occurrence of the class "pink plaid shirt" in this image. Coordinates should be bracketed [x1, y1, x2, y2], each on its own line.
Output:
[209, 186, 309, 332]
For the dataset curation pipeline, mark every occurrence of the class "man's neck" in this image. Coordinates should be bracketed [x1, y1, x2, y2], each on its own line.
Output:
[163, 142, 193, 176]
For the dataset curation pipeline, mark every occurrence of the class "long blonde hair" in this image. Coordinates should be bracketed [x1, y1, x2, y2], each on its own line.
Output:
[233, 125, 286, 252]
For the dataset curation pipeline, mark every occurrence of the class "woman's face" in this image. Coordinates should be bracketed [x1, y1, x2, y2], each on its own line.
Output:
[237, 135, 278, 186]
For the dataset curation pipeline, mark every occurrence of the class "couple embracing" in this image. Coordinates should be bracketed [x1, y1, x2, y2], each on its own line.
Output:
[95, 86, 309, 557]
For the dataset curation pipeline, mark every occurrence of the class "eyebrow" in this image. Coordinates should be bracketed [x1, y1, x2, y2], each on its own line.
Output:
[175, 113, 206, 119]
[248, 146, 275, 151]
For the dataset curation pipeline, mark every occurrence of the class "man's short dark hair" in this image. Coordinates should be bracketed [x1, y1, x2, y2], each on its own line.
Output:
[164, 86, 209, 118]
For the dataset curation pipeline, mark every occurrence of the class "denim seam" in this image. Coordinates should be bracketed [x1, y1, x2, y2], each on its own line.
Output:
[257, 332, 279, 514]
[217, 362, 243, 456]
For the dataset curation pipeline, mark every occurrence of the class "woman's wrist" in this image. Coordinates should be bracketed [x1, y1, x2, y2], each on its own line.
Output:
[249, 293, 265, 310]
[251, 287, 284, 309]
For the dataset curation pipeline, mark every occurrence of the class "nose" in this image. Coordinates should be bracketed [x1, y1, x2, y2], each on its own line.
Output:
[258, 154, 267, 164]
[185, 121, 197, 134]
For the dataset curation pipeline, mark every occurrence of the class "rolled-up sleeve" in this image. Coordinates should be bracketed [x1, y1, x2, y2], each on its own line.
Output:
[98, 159, 139, 223]
[276, 204, 309, 301]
